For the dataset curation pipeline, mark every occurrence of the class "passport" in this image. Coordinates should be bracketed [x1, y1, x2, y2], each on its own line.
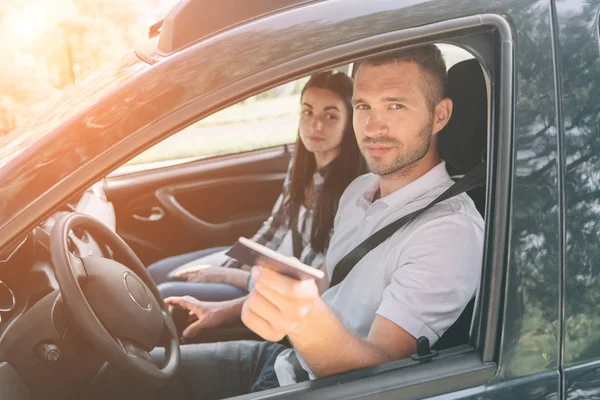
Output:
[225, 237, 324, 281]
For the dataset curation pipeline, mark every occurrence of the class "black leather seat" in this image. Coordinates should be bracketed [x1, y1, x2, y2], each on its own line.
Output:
[439, 58, 488, 217]
[433, 58, 488, 351]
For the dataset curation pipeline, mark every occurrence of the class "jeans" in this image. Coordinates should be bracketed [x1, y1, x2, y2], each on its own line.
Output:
[87, 340, 286, 400]
[147, 247, 246, 301]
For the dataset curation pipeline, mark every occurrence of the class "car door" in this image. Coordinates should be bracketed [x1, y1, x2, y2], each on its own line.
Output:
[113, 0, 562, 398]
[2, 0, 565, 397]
[103, 82, 305, 265]
[556, 1, 600, 398]
[105, 147, 290, 266]
[138, 0, 562, 398]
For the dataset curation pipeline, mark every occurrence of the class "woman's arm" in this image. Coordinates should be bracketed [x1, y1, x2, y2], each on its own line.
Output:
[173, 265, 250, 289]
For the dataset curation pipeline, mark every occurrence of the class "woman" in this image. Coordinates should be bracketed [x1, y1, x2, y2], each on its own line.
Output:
[149, 71, 364, 317]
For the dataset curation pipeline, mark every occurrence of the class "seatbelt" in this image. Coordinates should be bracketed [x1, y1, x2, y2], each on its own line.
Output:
[330, 162, 486, 287]
[290, 208, 303, 259]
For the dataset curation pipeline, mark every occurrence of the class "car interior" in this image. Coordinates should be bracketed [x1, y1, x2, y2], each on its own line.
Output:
[0, 41, 490, 399]
[137, 56, 490, 347]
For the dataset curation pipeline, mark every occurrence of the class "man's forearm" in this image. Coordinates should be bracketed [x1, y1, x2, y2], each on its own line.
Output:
[289, 300, 394, 377]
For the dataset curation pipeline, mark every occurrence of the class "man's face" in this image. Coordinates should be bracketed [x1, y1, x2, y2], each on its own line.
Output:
[352, 62, 440, 176]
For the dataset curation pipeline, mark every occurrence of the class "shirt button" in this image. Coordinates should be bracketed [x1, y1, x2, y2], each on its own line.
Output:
[366, 216, 372, 222]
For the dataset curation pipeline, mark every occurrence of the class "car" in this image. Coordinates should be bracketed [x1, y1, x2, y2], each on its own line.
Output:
[0, 0, 599, 399]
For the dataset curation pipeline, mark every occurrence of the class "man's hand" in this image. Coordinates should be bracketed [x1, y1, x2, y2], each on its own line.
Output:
[240, 267, 417, 378]
[165, 296, 244, 338]
[241, 266, 320, 342]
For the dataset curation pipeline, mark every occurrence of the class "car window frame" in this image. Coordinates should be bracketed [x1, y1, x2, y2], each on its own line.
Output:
[597, 8, 600, 46]
[1, 12, 514, 399]
[119, 77, 312, 173]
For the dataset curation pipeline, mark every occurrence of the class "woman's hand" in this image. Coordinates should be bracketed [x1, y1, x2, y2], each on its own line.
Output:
[173, 265, 251, 289]
[165, 296, 244, 338]
[172, 265, 228, 283]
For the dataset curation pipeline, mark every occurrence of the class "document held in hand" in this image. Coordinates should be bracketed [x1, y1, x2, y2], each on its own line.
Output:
[225, 237, 324, 281]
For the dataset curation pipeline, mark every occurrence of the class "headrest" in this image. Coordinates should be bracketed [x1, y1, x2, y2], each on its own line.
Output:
[438, 59, 488, 175]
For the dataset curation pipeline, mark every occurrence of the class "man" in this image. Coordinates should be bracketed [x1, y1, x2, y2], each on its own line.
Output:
[93, 44, 483, 399]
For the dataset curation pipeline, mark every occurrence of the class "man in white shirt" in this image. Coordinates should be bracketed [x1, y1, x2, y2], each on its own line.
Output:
[249, 45, 483, 384]
[93, 44, 484, 400]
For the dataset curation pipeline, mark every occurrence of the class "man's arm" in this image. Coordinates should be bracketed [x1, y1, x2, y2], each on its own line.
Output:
[242, 213, 482, 377]
[241, 267, 415, 377]
[290, 300, 416, 376]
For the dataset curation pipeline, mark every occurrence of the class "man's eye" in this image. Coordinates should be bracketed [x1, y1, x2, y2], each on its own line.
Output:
[325, 114, 338, 120]
[390, 103, 404, 110]
[355, 104, 369, 110]
[302, 109, 313, 116]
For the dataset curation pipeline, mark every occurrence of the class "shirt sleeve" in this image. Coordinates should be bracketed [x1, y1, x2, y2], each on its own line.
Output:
[376, 213, 484, 345]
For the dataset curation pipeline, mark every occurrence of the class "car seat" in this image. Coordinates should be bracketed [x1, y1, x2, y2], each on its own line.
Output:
[433, 58, 488, 351]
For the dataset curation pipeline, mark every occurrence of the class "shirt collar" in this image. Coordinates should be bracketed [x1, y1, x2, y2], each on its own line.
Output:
[316, 160, 334, 177]
[358, 161, 450, 209]
[313, 158, 335, 185]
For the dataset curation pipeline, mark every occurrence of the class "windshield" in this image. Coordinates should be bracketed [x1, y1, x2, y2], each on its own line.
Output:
[0, 51, 149, 243]
[0, 53, 146, 171]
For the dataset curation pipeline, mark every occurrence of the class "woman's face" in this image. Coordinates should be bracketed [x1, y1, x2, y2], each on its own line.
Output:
[299, 87, 348, 157]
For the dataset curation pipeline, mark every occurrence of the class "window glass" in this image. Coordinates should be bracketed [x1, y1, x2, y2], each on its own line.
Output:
[437, 43, 474, 69]
[126, 76, 309, 166]
[125, 46, 469, 170]
[561, 6, 600, 365]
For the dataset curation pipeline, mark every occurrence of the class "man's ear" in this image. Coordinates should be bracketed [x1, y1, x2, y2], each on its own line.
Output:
[432, 98, 453, 136]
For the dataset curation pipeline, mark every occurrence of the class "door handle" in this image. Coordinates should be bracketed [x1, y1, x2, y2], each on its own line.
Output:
[132, 206, 164, 222]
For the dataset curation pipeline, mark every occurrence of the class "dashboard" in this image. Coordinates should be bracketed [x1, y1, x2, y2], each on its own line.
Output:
[0, 181, 116, 400]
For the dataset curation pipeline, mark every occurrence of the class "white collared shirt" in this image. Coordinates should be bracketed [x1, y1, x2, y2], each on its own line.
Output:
[275, 162, 484, 385]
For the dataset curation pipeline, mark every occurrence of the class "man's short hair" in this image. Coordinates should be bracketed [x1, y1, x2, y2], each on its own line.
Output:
[356, 44, 447, 111]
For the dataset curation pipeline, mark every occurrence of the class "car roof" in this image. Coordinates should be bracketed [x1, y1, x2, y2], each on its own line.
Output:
[157, 0, 318, 54]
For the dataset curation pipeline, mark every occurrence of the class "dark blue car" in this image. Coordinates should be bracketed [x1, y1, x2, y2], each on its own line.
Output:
[0, 0, 598, 398]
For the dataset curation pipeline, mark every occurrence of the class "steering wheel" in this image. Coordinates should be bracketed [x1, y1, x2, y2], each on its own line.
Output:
[50, 212, 180, 386]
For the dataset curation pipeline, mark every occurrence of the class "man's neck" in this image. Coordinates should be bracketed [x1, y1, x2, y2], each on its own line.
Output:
[378, 153, 440, 198]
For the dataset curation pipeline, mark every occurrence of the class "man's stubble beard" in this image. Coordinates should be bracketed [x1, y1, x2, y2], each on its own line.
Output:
[363, 119, 434, 177]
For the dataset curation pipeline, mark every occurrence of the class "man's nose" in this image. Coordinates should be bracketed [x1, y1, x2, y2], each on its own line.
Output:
[363, 112, 387, 136]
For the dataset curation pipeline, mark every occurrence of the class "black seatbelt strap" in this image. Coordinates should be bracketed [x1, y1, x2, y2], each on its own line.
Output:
[329, 163, 486, 288]
[290, 208, 303, 259]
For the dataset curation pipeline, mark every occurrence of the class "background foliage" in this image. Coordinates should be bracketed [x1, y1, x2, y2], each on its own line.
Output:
[0, 0, 177, 134]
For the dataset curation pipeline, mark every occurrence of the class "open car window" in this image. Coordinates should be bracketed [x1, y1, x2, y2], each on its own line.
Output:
[117, 65, 349, 174]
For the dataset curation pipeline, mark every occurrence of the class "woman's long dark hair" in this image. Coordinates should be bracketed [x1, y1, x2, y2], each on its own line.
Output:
[287, 71, 365, 254]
